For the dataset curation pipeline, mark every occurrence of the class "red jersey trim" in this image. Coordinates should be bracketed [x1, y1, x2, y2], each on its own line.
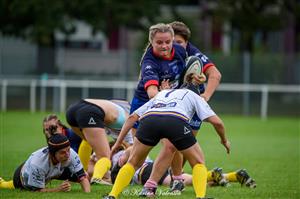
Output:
[144, 80, 159, 90]
[203, 63, 215, 73]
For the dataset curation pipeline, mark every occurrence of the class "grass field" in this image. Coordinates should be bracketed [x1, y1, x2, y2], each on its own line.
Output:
[0, 112, 299, 199]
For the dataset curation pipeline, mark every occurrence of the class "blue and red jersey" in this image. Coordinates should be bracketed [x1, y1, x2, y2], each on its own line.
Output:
[134, 43, 187, 101]
[130, 42, 216, 131]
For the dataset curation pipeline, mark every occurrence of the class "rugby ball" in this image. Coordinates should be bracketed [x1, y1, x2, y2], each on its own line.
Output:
[183, 56, 203, 83]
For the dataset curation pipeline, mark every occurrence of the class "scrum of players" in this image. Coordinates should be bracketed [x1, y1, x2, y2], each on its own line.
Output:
[0, 21, 256, 199]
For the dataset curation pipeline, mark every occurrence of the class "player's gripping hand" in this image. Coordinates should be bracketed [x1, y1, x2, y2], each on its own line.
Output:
[58, 180, 71, 192]
[160, 79, 171, 90]
[186, 73, 206, 85]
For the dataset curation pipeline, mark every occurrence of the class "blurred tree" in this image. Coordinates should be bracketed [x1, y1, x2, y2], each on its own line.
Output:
[0, 0, 163, 74]
[208, 0, 299, 52]
[208, 0, 299, 84]
[0, 0, 66, 74]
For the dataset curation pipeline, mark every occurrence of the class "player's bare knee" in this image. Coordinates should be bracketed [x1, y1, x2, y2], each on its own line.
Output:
[189, 158, 205, 168]
[162, 142, 177, 153]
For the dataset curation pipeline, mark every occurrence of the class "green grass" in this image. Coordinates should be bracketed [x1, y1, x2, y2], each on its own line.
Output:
[0, 112, 299, 199]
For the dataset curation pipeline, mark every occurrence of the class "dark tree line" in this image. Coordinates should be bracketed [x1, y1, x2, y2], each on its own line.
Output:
[0, 0, 299, 77]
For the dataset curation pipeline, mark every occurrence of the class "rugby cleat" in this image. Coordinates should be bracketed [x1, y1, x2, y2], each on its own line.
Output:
[102, 196, 115, 199]
[236, 169, 257, 188]
[139, 187, 157, 197]
[91, 177, 112, 185]
[211, 167, 229, 187]
[169, 179, 185, 193]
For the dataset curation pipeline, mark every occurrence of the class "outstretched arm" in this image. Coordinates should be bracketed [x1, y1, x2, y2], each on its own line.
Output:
[110, 113, 139, 157]
[205, 115, 230, 154]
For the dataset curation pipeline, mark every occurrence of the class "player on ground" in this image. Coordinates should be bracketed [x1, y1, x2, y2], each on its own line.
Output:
[0, 134, 90, 192]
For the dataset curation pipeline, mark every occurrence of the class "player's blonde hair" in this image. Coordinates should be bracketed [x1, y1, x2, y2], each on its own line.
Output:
[140, 23, 174, 65]
[148, 23, 174, 44]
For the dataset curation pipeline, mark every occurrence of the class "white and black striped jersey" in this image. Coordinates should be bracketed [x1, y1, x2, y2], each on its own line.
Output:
[135, 89, 216, 122]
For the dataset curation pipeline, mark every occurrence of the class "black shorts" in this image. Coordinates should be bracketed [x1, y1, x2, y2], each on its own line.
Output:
[13, 162, 25, 190]
[136, 115, 197, 151]
[139, 162, 169, 185]
[66, 100, 105, 128]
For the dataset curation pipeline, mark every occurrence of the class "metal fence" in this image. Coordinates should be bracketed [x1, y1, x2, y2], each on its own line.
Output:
[1, 78, 299, 119]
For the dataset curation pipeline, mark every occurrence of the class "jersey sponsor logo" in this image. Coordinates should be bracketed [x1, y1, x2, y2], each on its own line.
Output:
[189, 119, 201, 126]
[184, 126, 191, 135]
[151, 102, 177, 108]
[88, 117, 96, 125]
[172, 65, 179, 74]
[145, 65, 152, 70]
[31, 168, 44, 184]
[200, 55, 209, 63]
[74, 156, 82, 168]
